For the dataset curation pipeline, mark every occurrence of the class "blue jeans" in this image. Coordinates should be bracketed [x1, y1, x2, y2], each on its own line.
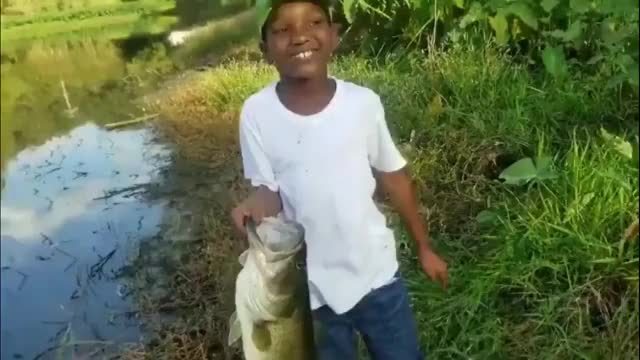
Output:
[312, 273, 424, 360]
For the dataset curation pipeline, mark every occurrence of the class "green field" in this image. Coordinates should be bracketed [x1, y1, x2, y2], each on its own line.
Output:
[0, 0, 177, 44]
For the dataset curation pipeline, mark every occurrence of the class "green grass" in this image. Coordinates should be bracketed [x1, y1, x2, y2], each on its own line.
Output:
[0, 0, 176, 44]
[134, 45, 639, 359]
[0, 0, 174, 28]
[1, 14, 178, 42]
[1, 0, 123, 15]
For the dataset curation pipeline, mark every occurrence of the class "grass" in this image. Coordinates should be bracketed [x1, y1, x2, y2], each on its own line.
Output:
[1, 0, 123, 15]
[126, 44, 638, 359]
[0, 0, 176, 44]
[0, 0, 174, 29]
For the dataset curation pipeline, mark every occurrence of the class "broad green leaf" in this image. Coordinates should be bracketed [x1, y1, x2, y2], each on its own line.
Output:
[342, 0, 356, 23]
[542, 46, 568, 78]
[569, 0, 591, 13]
[598, 0, 638, 15]
[600, 18, 624, 44]
[454, 0, 465, 9]
[600, 128, 633, 159]
[489, 13, 509, 45]
[476, 210, 499, 225]
[549, 21, 583, 42]
[505, 2, 538, 30]
[459, 2, 485, 28]
[564, 21, 583, 41]
[535, 156, 558, 180]
[541, 0, 559, 13]
[499, 157, 537, 185]
[587, 54, 605, 65]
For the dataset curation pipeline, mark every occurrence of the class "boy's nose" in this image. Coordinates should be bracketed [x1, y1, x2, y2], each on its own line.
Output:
[290, 27, 311, 46]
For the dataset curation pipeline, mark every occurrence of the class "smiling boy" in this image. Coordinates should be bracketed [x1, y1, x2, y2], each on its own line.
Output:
[230, 0, 448, 358]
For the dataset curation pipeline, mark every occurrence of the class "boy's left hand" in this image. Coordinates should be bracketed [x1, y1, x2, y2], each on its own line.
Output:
[418, 247, 448, 290]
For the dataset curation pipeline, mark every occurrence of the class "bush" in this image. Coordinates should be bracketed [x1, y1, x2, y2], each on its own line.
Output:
[335, 0, 638, 86]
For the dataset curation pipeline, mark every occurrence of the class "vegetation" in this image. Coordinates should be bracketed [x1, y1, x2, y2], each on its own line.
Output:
[337, 0, 638, 87]
[1, 0, 636, 358]
[125, 40, 638, 358]
[0, 0, 177, 44]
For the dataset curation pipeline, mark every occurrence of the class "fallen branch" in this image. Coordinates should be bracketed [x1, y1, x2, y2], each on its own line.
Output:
[90, 248, 117, 279]
[104, 114, 159, 130]
[93, 183, 148, 201]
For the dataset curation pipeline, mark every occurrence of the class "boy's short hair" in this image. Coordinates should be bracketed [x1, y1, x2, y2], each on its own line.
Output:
[258, 0, 333, 42]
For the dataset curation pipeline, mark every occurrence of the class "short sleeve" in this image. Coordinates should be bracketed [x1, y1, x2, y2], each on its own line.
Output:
[367, 95, 407, 172]
[239, 104, 279, 192]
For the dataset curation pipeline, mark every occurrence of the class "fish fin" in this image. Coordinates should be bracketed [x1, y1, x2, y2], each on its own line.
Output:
[227, 311, 242, 346]
[238, 250, 249, 267]
[252, 322, 272, 351]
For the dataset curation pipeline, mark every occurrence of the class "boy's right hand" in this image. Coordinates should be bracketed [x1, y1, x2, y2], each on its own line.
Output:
[231, 187, 282, 235]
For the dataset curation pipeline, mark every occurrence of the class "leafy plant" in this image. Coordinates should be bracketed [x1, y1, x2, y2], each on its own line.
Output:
[499, 155, 558, 185]
[336, 0, 639, 85]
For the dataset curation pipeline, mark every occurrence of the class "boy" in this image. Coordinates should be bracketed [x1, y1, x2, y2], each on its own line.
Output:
[231, 0, 448, 358]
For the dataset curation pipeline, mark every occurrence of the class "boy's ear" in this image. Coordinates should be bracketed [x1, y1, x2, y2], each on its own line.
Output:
[259, 41, 272, 64]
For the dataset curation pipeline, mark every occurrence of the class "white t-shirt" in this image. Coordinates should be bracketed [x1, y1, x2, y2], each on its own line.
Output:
[238, 78, 407, 315]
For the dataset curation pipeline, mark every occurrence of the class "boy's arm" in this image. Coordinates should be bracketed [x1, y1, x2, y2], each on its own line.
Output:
[367, 95, 448, 289]
[232, 103, 282, 233]
[377, 168, 448, 289]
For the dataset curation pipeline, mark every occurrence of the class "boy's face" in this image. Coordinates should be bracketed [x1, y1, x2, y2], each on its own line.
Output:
[263, 2, 338, 80]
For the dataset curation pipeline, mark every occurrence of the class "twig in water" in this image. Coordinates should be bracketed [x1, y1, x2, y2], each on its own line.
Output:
[41, 233, 53, 246]
[16, 270, 28, 290]
[93, 184, 147, 201]
[73, 171, 89, 180]
[60, 80, 78, 117]
[104, 113, 159, 130]
[89, 249, 118, 279]
[34, 166, 61, 180]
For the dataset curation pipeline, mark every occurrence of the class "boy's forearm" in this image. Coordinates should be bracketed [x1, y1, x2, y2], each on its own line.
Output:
[377, 168, 433, 253]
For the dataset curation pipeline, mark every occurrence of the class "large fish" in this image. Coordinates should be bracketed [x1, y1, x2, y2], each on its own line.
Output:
[228, 215, 316, 360]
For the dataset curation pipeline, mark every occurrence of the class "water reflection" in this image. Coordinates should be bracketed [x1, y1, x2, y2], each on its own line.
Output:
[1, 123, 170, 359]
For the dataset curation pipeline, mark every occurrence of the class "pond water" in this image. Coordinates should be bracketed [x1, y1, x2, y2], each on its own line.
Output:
[1, 35, 174, 359]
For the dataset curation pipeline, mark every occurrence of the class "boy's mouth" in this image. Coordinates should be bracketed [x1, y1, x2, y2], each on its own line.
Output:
[291, 50, 315, 60]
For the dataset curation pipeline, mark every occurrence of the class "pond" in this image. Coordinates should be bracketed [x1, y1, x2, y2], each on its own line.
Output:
[1, 33, 175, 359]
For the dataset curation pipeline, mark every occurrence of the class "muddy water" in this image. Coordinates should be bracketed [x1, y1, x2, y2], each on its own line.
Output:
[1, 123, 171, 359]
[1, 38, 174, 359]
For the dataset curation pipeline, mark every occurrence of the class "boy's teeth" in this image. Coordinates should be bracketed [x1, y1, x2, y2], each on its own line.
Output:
[295, 51, 312, 59]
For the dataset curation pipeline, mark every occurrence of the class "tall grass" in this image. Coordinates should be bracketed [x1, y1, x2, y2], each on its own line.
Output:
[133, 46, 638, 359]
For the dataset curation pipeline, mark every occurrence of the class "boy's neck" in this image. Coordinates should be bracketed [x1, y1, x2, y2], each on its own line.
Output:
[278, 75, 333, 98]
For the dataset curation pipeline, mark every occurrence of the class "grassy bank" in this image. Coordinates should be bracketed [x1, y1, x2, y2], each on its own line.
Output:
[130, 45, 638, 359]
[0, 0, 177, 44]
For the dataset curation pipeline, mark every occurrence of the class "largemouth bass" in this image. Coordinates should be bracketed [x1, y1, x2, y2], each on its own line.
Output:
[228, 215, 316, 360]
